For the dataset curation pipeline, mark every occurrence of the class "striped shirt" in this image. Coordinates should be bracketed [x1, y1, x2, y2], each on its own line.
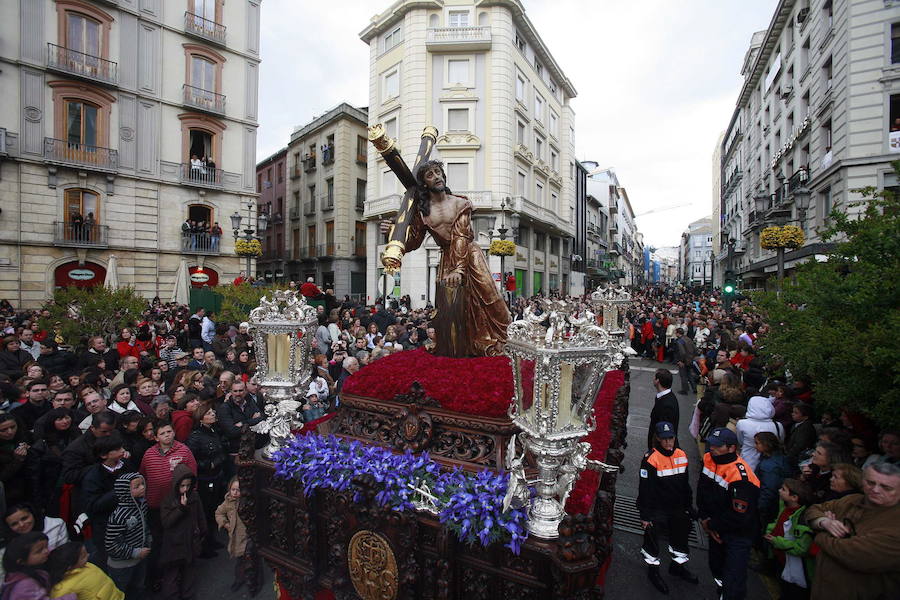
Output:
[139, 442, 197, 508]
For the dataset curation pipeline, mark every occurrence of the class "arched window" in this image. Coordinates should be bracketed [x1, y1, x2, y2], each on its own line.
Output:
[63, 188, 100, 242]
[188, 203, 212, 224]
[55, 1, 113, 59]
[65, 99, 99, 147]
[50, 81, 116, 149]
[179, 113, 226, 172]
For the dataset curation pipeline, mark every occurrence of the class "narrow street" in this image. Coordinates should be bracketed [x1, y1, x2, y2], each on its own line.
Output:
[604, 357, 770, 599]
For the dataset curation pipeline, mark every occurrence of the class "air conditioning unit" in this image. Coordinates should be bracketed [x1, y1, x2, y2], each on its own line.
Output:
[781, 85, 793, 98]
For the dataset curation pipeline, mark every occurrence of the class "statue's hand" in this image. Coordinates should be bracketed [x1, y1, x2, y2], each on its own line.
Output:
[443, 272, 462, 288]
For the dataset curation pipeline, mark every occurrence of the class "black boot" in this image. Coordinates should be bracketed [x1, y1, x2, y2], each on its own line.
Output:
[647, 565, 669, 595]
[668, 562, 699, 584]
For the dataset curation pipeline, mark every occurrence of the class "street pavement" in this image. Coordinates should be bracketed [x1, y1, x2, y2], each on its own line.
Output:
[193, 356, 771, 599]
[604, 357, 770, 599]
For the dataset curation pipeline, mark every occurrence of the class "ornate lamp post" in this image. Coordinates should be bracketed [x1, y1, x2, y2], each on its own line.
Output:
[247, 290, 318, 457]
[230, 201, 268, 277]
[503, 299, 622, 539]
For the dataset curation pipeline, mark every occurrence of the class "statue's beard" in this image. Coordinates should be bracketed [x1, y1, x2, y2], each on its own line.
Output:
[428, 184, 448, 194]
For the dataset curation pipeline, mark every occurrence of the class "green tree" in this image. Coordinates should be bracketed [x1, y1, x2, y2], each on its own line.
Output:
[753, 162, 900, 427]
[39, 286, 148, 348]
[213, 284, 290, 325]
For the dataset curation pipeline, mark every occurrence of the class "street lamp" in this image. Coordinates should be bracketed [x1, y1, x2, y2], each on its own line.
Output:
[231, 202, 268, 278]
[496, 197, 510, 304]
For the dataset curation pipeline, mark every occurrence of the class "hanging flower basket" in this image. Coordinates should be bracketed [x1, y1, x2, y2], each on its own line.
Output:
[489, 239, 516, 256]
[235, 238, 263, 257]
[760, 225, 804, 250]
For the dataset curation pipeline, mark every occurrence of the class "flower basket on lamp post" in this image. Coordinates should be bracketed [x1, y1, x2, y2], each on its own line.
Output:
[760, 225, 805, 291]
[489, 239, 516, 257]
[235, 238, 263, 257]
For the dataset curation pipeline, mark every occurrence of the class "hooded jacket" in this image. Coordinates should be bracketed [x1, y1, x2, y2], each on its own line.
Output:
[159, 463, 206, 564]
[214, 491, 248, 558]
[1, 571, 77, 600]
[50, 562, 124, 600]
[105, 472, 151, 568]
[736, 396, 783, 471]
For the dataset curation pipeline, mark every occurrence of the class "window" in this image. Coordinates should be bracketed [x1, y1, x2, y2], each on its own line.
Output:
[534, 59, 543, 78]
[535, 181, 544, 206]
[325, 221, 334, 254]
[447, 107, 469, 131]
[549, 111, 558, 137]
[293, 191, 300, 210]
[308, 184, 316, 206]
[383, 26, 402, 52]
[550, 149, 558, 171]
[357, 135, 367, 162]
[326, 178, 334, 208]
[64, 188, 99, 224]
[889, 94, 900, 153]
[822, 56, 833, 90]
[257, 173, 262, 192]
[822, 118, 832, 152]
[800, 38, 811, 74]
[534, 231, 545, 251]
[178, 112, 224, 168]
[516, 120, 526, 146]
[65, 100, 98, 147]
[819, 186, 832, 222]
[277, 163, 283, 183]
[550, 237, 559, 255]
[446, 162, 469, 188]
[382, 169, 396, 195]
[893, 24, 900, 64]
[190, 56, 215, 92]
[534, 93, 544, 122]
[384, 116, 398, 140]
[517, 171, 527, 196]
[822, 0, 833, 29]
[550, 193, 559, 212]
[447, 58, 470, 86]
[515, 31, 526, 54]
[66, 12, 101, 56]
[292, 228, 300, 258]
[516, 74, 526, 103]
[534, 134, 543, 160]
[448, 10, 469, 28]
[307, 225, 316, 253]
[356, 179, 367, 210]
[383, 69, 399, 101]
[193, 0, 216, 21]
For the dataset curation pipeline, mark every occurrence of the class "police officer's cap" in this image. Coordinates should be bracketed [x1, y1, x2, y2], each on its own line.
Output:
[655, 421, 676, 439]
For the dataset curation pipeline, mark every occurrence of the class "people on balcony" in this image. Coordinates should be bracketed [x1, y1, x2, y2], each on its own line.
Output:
[181, 220, 221, 253]
[188, 155, 218, 184]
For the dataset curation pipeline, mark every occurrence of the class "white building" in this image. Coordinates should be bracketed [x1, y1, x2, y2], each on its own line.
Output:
[679, 217, 713, 287]
[0, 0, 261, 307]
[716, 0, 900, 289]
[359, 0, 578, 306]
[582, 166, 643, 286]
[711, 131, 725, 286]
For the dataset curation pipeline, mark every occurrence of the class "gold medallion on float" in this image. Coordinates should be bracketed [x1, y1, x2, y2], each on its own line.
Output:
[347, 530, 398, 600]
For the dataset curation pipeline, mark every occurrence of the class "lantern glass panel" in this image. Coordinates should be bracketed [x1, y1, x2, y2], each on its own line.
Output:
[265, 332, 292, 379]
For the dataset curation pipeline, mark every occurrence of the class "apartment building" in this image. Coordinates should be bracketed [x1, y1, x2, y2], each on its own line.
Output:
[711, 131, 725, 286]
[679, 217, 714, 287]
[359, 0, 577, 306]
[256, 146, 288, 282]
[0, 0, 261, 307]
[282, 103, 369, 298]
[716, 0, 900, 288]
[584, 166, 643, 286]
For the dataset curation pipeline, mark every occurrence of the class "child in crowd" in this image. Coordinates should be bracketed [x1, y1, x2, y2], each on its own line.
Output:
[764, 479, 816, 600]
[1, 532, 76, 600]
[47, 542, 123, 600]
[215, 477, 258, 594]
[105, 473, 151, 598]
[159, 465, 206, 600]
[754, 431, 795, 524]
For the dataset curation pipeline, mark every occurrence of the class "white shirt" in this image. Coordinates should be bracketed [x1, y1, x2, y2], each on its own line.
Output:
[201, 316, 215, 343]
[655, 388, 672, 399]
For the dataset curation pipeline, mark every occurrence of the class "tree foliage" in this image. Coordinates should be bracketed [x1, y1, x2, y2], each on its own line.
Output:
[39, 286, 148, 348]
[753, 162, 900, 427]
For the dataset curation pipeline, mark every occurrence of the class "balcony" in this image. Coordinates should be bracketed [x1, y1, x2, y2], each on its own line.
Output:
[53, 221, 109, 248]
[182, 84, 225, 115]
[320, 145, 335, 166]
[179, 163, 223, 189]
[609, 200, 618, 215]
[303, 155, 316, 172]
[289, 207, 301, 220]
[46, 43, 117, 86]
[319, 243, 336, 257]
[321, 196, 334, 211]
[184, 12, 226, 46]
[0, 128, 7, 157]
[180, 232, 221, 255]
[425, 26, 491, 51]
[304, 200, 316, 216]
[364, 193, 402, 219]
[290, 164, 302, 179]
[44, 138, 118, 173]
[610, 242, 622, 256]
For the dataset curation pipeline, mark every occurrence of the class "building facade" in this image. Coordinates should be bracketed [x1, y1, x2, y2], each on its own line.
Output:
[583, 166, 643, 287]
[359, 0, 577, 307]
[716, 0, 900, 289]
[256, 146, 288, 282]
[0, 0, 261, 307]
[283, 103, 369, 299]
[711, 131, 725, 286]
[679, 217, 713, 287]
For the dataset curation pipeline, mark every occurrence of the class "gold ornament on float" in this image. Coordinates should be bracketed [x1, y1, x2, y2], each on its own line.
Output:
[347, 530, 399, 600]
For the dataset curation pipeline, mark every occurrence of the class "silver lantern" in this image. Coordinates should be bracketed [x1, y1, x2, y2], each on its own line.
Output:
[503, 298, 620, 539]
[247, 290, 318, 457]
[590, 284, 636, 357]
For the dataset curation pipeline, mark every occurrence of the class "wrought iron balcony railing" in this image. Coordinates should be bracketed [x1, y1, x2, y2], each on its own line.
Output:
[183, 84, 225, 115]
[179, 162, 224, 188]
[53, 221, 109, 248]
[180, 232, 221, 255]
[184, 12, 226, 45]
[44, 138, 118, 172]
[47, 43, 117, 85]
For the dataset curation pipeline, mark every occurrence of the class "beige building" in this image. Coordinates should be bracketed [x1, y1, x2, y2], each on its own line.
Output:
[717, 0, 900, 288]
[0, 0, 261, 307]
[359, 0, 578, 306]
[284, 104, 369, 299]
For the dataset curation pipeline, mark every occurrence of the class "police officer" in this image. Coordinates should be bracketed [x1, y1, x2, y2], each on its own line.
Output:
[697, 427, 761, 600]
[638, 421, 698, 594]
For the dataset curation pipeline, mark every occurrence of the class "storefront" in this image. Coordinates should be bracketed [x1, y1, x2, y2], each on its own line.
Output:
[189, 266, 219, 287]
[54, 261, 106, 289]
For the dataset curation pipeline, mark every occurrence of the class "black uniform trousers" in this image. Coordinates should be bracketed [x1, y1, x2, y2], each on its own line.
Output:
[641, 509, 692, 565]
[708, 532, 753, 600]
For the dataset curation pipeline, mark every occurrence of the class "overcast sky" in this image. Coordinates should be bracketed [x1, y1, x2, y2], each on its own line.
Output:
[257, 0, 779, 248]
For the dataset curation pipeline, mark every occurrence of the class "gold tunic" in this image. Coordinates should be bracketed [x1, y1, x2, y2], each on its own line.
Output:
[406, 197, 510, 357]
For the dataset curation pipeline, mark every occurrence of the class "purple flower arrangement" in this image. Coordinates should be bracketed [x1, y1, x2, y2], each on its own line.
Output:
[272, 434, 529, 554]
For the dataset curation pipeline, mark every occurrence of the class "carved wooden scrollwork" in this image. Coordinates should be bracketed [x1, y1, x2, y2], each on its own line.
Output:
[348, 530, 400, 600]
[557, 514, 596, 563]
[393, 381, 441, 407]
[431, 430, 496, 464]
[391, 404, 434, 452]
